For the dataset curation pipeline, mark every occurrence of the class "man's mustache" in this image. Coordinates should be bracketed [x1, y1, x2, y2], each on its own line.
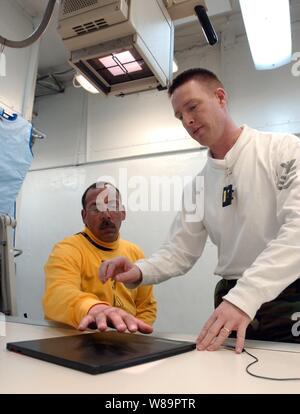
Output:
[99, 220, 116, 230]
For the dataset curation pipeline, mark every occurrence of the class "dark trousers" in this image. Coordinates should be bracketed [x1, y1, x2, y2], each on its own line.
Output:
[214, 278, 300, 343]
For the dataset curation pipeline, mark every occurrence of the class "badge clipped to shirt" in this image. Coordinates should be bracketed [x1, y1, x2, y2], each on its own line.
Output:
[222, 184, 234, 207]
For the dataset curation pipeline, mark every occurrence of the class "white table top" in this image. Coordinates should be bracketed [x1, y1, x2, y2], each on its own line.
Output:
[1, 321, 300, 394]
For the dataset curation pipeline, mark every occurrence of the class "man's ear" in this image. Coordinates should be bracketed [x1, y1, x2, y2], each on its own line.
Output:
[215, 88, 227, 107]
[81, 209, 86, 224]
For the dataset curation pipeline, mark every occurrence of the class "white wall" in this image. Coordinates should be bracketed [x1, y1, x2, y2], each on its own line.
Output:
[15, 16, 300, 334]
[32, 86, 88, 169]
[0, 0, 39, 118]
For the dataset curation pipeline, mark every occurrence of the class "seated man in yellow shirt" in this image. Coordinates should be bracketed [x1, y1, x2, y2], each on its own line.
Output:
[43, 181, 156, 334]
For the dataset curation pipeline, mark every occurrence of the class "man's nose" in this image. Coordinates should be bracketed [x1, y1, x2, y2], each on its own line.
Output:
[183, 114, 194, 127]
[102, 208, 112, 219]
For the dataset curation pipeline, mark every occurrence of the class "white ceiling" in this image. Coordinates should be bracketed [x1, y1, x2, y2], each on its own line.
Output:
[18, 0, 234, 17]
[14, 0, 300, 75]
[16, 0, 237, 74]
[16, 0, 49, 17]
[16, 0, 48, 17]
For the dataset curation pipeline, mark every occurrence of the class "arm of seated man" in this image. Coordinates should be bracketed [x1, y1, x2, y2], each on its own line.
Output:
[78, 303, 153, 334]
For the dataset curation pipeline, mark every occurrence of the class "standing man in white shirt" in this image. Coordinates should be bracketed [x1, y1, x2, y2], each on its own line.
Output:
[99, 68, 300, 353]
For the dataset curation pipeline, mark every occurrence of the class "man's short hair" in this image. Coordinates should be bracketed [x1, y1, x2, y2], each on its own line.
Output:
[168, 68, 224, 96]
[81, 182, 121, 208]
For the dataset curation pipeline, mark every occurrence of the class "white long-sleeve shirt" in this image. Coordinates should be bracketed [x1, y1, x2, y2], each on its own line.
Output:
[136, 125, 300, 320]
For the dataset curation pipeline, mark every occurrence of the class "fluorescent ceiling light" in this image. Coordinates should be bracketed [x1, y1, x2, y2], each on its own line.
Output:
[240, 0, 292, 70]
[74, 74, 99, 94]
[99, 51, 142, 76]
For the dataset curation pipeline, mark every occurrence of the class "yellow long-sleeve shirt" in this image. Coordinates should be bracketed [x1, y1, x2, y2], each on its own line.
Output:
[43, 227, 157, 328]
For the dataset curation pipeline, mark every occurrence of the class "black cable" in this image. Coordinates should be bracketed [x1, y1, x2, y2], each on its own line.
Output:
[243, 348, 300, 381]
[37, 69, 75, 82]
[51, 68, 75, 77]
[224, 345, 300, 381]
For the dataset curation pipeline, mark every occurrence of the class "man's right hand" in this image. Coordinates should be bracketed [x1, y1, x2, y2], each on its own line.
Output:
[99, 256, 142, 285]
[78, 303, 152, 334]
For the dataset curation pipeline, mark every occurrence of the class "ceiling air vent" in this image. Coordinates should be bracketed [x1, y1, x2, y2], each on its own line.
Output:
[63, 0, 98, 15]
[72, 19, 109, 35]
[58, 0, 129, 47]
